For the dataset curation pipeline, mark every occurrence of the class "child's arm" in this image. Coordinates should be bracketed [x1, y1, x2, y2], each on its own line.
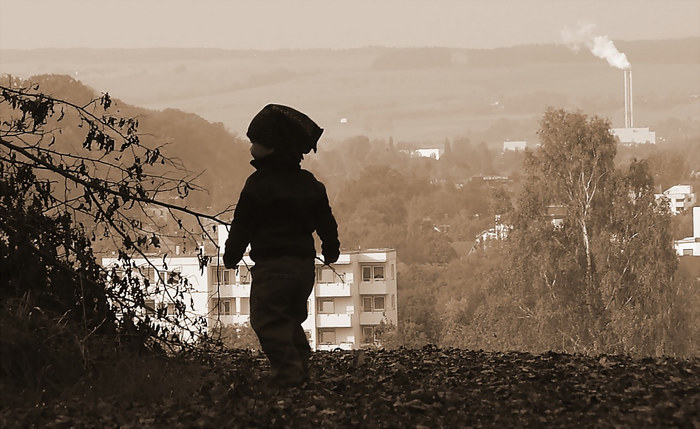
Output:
[223, 190, 258, 269]
[315, 182, 340, 265]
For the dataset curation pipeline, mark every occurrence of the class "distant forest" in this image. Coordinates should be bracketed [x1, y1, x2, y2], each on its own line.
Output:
[2, 38, 698, 145]
[3, 37, 698, 66]
[17, 74, 700, 266]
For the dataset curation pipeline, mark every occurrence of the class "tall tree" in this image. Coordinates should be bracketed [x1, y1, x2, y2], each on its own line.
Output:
[472, 108, 686, 356]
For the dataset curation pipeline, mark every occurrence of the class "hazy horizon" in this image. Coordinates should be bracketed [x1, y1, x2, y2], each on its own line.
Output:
[1, 0, 699, 51]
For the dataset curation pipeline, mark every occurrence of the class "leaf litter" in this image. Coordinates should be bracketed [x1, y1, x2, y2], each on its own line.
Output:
[1, 346, 697, 428]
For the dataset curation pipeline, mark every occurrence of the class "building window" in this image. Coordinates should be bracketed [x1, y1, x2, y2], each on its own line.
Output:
[144, 299, 156, 316]
[683, 248, 693, 256]
[362, 266, 371, 281]
[316, 267, 335, 283]
[362, 265, 385, 282]
[374, 296, 385, 311]
[374, 266, 384, 280]
[239, 265, 252, 284]
[391, 294, 395, 310]
[362, 326, 376, 344]
[362, 295, 385, 312]
[239, 297, 250, 315]
[319, 329, 336, 345]
[159, 270, 181, 285]
[166, 303, 177, 316]
[318, 298, 335, 314]
[213, 267, 233, 285]
[215, 299, 231, 316]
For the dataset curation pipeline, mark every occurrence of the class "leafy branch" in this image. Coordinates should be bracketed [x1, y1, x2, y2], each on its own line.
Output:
[0, 76, 235, 354]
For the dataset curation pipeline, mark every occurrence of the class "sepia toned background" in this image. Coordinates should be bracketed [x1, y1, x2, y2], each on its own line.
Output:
[2, 1, 699, 144]
[1, 0, 699, 426]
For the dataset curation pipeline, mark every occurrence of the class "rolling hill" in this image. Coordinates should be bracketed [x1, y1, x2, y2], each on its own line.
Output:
[2, 39, 698, 146]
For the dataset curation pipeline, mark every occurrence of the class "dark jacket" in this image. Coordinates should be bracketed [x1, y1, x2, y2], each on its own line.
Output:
[223, 152, 340, 268]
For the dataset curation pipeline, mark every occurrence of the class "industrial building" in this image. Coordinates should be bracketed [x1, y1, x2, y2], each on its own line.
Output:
[610, 69, 656, 145]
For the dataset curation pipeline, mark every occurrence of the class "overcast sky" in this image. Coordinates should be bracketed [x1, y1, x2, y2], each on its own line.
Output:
[1, 0, 699, 51]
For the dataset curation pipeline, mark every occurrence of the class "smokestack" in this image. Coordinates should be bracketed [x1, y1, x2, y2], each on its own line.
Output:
[624, 69, 633, 128]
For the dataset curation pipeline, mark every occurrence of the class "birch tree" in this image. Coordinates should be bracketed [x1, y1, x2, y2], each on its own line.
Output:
[471, 108, 688, 356]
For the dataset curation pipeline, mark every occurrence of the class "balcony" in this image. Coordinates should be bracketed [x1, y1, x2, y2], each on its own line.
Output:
[210, 314, 250, 325]
[359, 312, 385, 325]
[315, 282, 351, 297]
[211, 284, 234, 296]
[359, 281, 388, 295]
[316, 313, 352, 328]
[211, 284, 250, 298]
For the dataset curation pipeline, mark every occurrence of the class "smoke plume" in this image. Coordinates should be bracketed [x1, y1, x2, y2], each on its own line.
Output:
[562, 23, 630, 69]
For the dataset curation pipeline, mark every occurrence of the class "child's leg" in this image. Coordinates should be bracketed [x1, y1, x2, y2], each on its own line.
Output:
[292, 277, 314, 380]
[249, 257, 314, 386]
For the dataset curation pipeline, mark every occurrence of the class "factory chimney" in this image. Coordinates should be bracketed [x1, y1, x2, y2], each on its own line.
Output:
[623, 69, 633, 128]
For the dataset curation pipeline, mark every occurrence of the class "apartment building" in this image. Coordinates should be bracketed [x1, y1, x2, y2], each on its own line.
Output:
[674, 206, 700, 256]
[102, 227, 398, 350]
[210, 249, 398, 351]
[657, 185, 696, 215]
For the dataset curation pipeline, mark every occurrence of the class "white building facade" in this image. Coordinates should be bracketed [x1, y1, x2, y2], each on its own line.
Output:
[674, 206, 700, 256]
[658, 185, 696, 215]
[611, 127, 656, 145]
[502, 140, 527, 152]
[410, 148, 441, 160]
[102, 228, 398, 351]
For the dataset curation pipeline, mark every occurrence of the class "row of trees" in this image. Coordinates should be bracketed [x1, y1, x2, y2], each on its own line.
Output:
[372, 109, 698, 357]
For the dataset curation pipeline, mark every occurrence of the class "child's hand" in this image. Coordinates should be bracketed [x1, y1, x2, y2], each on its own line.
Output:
[322, 250, 339, 265]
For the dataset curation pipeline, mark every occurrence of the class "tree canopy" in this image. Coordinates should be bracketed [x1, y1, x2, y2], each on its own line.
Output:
[445, 108, 695, 356]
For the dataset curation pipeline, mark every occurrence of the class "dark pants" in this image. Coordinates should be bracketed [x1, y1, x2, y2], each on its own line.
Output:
[249, 256, 315, 386]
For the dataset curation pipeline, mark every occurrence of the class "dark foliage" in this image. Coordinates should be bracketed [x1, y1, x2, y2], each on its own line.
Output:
[0, 76, 234, 398]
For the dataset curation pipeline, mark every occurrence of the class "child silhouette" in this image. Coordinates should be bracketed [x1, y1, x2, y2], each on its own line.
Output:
[224, 104, 340, 387]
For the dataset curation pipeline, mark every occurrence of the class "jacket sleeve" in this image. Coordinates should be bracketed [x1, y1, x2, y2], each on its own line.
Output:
[315, 181, 340, 265]
[223, 187, 258, 269]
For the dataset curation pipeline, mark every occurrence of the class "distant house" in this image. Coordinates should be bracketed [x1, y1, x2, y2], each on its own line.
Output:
[611, 127, 656, 145]
[411, 148, 441, 160]
[475, 222, 511, 249]
[674, 206, 700, 256]
[656, 185, 696, 215]
[546, 205, 567, 228]
[502, 140, 527, 152]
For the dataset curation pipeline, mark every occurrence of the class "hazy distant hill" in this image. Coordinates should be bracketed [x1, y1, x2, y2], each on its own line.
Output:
[2, 38, 698, 144]
[8, 74, 253, 210]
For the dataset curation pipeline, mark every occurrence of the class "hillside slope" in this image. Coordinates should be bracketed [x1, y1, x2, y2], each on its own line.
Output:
[11, 74, 253, 210]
